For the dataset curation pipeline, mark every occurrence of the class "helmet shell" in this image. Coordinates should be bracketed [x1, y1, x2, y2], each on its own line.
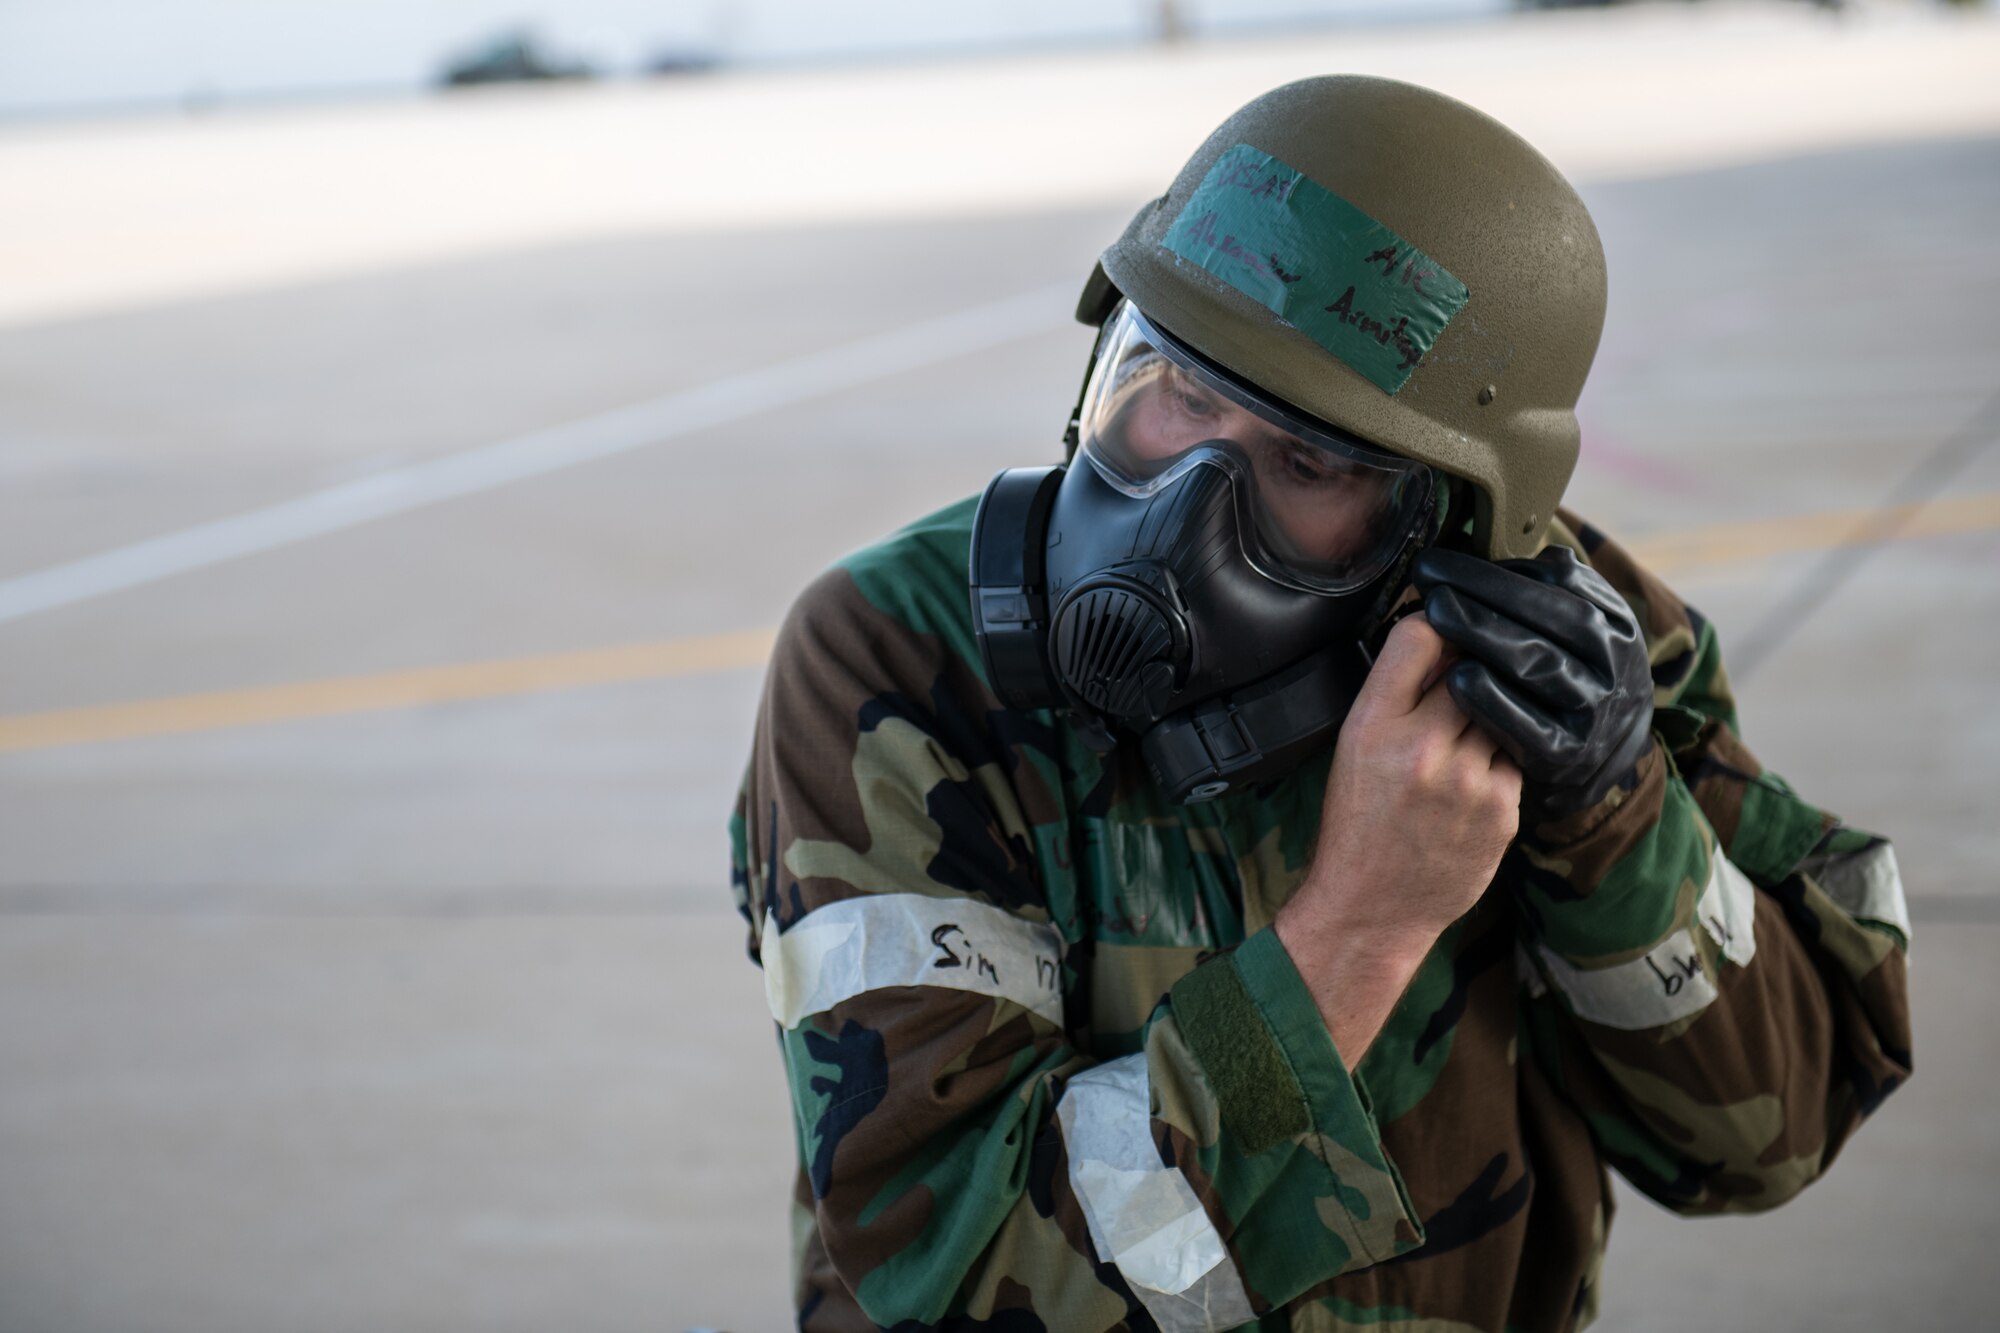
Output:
[1085, 75, 1606, 559]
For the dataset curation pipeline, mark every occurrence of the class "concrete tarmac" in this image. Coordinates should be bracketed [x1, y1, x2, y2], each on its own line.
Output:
[3, 11, 1998, 1331]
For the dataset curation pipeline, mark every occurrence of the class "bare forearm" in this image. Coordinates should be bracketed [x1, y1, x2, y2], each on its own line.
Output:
[1277, 616, 1518, 1070]
[1274, 894, 1436, 1071]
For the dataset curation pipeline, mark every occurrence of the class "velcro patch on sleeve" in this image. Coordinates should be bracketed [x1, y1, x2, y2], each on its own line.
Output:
[1170, 950, 1310, 1155]
[762, 893, 1065, 1029]
[1163, 143, 1470, 395]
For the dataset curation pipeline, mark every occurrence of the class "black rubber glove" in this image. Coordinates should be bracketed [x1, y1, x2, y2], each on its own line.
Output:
[1410, 545, 1656, 818]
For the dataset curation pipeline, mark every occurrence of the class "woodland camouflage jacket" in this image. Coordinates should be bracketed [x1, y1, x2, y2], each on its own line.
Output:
[728, 496, 1913, 1332]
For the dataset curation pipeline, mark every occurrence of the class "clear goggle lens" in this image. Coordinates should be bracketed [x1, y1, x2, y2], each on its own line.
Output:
[1075, 301, 1433, 592]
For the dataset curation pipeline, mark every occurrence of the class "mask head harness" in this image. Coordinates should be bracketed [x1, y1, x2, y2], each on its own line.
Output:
[971, 300, 1439, 802]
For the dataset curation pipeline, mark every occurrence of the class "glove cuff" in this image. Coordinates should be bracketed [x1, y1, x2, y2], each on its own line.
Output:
[1522, 722, 1660, 835]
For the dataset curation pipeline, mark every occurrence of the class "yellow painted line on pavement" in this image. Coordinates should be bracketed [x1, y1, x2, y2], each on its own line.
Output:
[0, 628, 776, 755]
[1627, 490, 2000, 571]
[2, 491, 1996, 756]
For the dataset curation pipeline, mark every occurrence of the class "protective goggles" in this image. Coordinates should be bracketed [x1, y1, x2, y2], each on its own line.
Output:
[1075, 300, 1435, 593]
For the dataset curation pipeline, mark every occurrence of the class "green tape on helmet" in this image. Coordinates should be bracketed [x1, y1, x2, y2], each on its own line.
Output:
[1162, 144, 1470, 396]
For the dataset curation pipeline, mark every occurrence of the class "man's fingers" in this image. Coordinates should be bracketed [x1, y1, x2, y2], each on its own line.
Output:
[1411, 662, 1475, 737]
[1452, 700, 1502, 758]
[1358, 612, 1451, 717]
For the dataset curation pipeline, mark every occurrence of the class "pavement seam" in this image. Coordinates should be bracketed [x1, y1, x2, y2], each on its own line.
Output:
[1731, 389, 2000, 680]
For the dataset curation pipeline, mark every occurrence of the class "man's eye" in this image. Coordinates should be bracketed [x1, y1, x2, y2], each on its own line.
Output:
[1177, 390, 1214, 418]
[1283, 448, 1328, 482]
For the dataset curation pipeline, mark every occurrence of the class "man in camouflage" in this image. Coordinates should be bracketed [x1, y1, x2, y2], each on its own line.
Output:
[730, 76, 1912, 1331]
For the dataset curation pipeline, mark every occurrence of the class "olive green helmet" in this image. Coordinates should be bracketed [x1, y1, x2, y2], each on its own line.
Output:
[1079, 75, 1606, 560]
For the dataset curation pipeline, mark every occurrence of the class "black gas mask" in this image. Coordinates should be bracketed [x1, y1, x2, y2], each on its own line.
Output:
[971, 300, 1438, 802]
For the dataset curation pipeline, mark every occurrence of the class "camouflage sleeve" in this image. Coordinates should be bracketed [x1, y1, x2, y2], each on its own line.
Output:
[1510, 511, 1913, 1214]
[731, 559, 1420, 1332]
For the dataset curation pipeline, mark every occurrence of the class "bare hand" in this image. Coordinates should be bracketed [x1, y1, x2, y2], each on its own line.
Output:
[1275, 614, 1522, 1063]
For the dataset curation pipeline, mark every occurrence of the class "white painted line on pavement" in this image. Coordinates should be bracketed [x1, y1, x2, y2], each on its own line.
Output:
[0, 283, 1077, 627]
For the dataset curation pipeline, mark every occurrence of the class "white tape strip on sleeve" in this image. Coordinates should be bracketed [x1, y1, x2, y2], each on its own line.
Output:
[1537, 926, 1719, 1030]
[1536, 850, 1759, 1031]
[1695, 847, 1759, 969]
[1056, 1054, 1255, 1333]
[762, 893, 1064, 1030]
[1803, 842, 1910, 939]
